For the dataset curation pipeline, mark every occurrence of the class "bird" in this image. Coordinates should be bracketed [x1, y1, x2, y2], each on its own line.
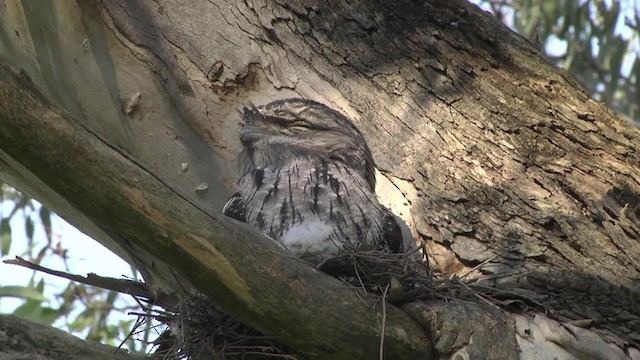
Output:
[223, 98, 404, 264]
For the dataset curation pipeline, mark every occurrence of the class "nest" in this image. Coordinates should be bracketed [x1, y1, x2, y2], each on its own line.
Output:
[317, 246, 433, 304]
[148, 295, 297, 359]
[139, 246, 502, 359]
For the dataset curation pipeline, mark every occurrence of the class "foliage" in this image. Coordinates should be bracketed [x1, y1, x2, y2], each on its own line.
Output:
[0, 184, 150, 353]
[475, 0, 640, 123]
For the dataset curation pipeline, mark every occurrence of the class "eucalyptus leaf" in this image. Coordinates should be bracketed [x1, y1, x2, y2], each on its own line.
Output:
[1, 217, 11, 256]
[0, 285, 48, 301]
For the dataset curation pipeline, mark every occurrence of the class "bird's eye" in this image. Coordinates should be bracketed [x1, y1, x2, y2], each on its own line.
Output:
[289, 120, 306, 127]
[288, 120, 308, 130]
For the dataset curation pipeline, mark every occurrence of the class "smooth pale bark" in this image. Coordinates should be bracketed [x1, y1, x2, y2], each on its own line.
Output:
[0, 0, 639, 358]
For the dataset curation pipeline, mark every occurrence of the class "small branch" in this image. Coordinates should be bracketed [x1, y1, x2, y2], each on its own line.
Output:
[380, 283, 389, 360]
[3, 256, 164, 305]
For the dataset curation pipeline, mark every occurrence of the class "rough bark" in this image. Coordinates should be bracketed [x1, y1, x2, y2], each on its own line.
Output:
[0, 0, 639, 358]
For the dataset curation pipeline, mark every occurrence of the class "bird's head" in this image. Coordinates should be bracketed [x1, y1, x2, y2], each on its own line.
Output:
[239, 99, 377, 190]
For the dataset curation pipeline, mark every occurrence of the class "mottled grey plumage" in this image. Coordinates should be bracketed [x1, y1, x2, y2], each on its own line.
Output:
[223, 99, 402, 263]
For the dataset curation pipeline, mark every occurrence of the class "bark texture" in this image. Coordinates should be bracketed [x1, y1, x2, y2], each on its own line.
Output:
[0, 0, 639, 358]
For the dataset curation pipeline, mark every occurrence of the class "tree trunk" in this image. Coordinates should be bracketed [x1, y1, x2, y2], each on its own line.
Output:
[0, 0, 638, 359]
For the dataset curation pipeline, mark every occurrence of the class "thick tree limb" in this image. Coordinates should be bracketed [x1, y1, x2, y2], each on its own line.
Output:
[0, 315, 143, 360]
[0, 64, 433, 359]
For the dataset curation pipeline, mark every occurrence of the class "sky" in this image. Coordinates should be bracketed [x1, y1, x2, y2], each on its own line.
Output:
[0, 198, 137, 344]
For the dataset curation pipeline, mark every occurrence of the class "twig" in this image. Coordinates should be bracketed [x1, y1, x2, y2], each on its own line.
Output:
[458, 254, 499, 280]
[353, 260, 368, 293]
[116, 315, 145, 353]
[4, 256, 182, 309]
[4, 256, 150, 296]
[379, 283, 389, 360]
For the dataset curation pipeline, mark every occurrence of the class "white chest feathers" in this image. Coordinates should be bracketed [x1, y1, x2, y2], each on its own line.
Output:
[279, 219, 338, 259]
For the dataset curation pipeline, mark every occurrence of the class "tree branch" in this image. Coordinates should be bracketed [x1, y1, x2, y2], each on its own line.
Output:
[3, 256, 175, 307]
[0, 63, 433, 358]
[0, 315, 144, 360]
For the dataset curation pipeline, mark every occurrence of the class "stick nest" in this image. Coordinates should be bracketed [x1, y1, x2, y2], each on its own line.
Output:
[150, 295, 298, 359]
[143, 247, 502, 359]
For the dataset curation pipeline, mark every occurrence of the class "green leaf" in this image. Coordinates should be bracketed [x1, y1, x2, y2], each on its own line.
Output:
[540, 1, 559, 38]
[39, 206, 52, 242]
[39, 306, 65, 325]
[106, 324, 120, 339]
[0, 285, 48, 301]
[603, 1, 620, 36]
[607, 37, 626, 89]
[11, 285, 62, 325]
[1, 218, 11, 256]
[35, 278, 45, 293]
[556, 0, 574, 38]
[25, 216, 34, 242]
[12, 298, 43, 318]
[69, 308, 95, 331]
[10, 279, 51, 322]
[13, 300, 62, 325]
